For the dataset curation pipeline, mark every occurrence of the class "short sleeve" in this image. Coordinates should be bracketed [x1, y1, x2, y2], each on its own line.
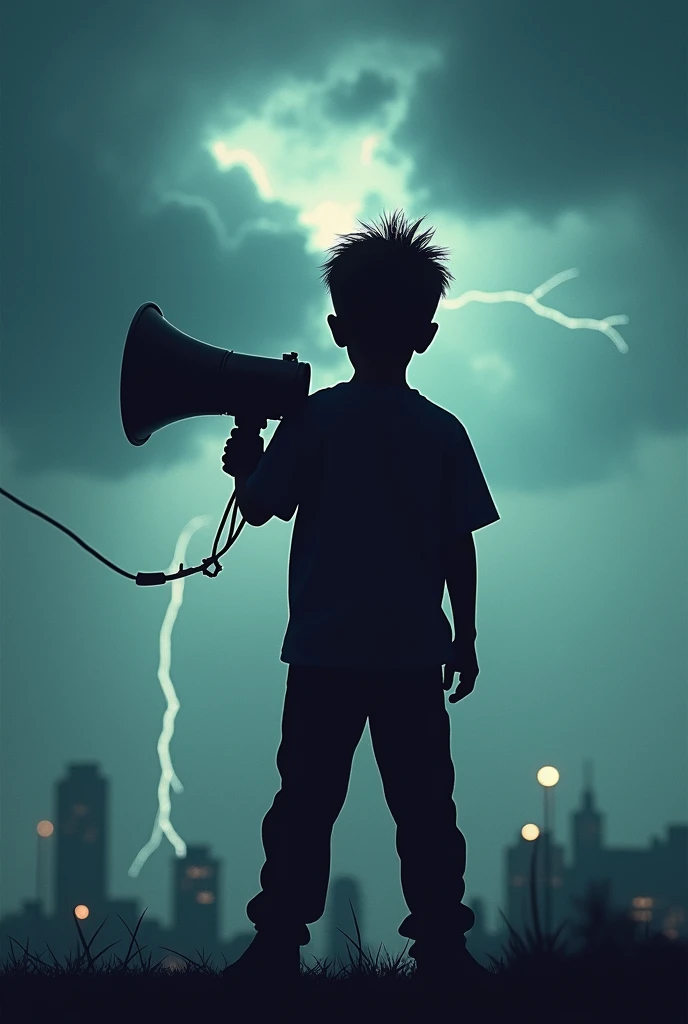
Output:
[447, 419, 500, 534]
[245, 402, 312, 522]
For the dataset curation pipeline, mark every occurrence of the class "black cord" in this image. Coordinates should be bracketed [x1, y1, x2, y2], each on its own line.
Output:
[0, 485, 246, 585]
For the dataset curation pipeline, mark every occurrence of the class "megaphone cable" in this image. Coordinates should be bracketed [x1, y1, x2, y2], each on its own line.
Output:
[0, 485, 245, 584]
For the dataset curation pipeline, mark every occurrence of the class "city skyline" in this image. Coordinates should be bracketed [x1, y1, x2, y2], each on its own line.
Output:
[2, 758, 684, 969]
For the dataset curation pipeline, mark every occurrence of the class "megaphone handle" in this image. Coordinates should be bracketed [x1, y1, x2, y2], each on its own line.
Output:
[233, 415, 267, 433]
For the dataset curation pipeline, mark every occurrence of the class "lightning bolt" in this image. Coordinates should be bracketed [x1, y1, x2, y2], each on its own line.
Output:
[128, 515, 213, 877]
[441, 267, 629, 354]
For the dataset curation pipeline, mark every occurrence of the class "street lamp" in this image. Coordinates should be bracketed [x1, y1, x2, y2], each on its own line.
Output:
[35, 820, 54, 908]
[536, 766, 560, 936]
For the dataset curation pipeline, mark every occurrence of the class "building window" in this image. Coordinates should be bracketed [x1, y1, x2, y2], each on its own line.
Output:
[631, 896, 654, 909]
[196, 891, 215, 904]
[186, 865, 211, 879]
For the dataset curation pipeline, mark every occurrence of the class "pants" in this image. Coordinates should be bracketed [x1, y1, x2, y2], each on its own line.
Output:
[246, 663, 476, 956]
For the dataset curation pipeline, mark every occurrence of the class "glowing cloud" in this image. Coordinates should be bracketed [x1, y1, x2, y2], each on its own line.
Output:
[299, 200, 360, 250]
[360, 133, 382, 166]
[199, 42, 630, 360]
[210, 142, 274, 199]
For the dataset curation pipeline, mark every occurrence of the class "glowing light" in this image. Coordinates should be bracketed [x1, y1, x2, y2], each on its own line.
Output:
[74, 905, 89, 920]
[663, 907, 684, 933]
[196, 891, 215, 904]
[632, 896, 654, 908]
[537, 766, 560, 787]
[36, 820, 54, 837]
[521, 823, 540, 841]
[162, 955, 185, 972]
[209, 143, 274, 199]
[360, 133, 382, 166]
[128, 516, 212, 878]
[442, 268, 629, 354]
[299, 200, 360, 251]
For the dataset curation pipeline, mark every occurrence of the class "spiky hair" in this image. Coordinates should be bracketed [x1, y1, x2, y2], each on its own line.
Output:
[319, 208, 454, 335]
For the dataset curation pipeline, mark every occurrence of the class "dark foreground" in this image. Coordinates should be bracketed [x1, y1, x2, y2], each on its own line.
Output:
[3, 880, 687, 1023]
[1, 938, 686, 1023]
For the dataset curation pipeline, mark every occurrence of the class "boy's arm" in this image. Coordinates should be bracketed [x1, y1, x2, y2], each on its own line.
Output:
[227, 405, 312, 525]
[445, 533, 477, 645]
[234, 465, 272, 527]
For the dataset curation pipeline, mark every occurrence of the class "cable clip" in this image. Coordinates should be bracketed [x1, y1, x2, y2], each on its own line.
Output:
[201, 556, 223, 578]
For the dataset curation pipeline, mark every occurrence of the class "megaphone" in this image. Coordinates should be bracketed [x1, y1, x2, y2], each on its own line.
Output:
[0, 302, 312, 591]
[120, 302, 311, 446]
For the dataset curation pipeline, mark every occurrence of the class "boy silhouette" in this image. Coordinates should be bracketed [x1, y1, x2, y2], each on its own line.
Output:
[221, 209, 500, 989]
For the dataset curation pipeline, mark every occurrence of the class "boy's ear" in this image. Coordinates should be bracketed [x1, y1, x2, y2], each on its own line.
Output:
[415, 321, 440, 354]
[327, 314, 346, 348]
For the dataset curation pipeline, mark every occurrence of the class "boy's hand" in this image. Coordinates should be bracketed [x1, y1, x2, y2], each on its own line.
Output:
[222, 429, 264, 478]
[443, 638, 479, 703]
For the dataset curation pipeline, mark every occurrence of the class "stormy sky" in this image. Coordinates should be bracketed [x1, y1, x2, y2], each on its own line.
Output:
[1, 0, 686, 959]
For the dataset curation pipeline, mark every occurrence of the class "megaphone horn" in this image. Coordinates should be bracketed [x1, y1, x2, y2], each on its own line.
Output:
[120, 302, 311, 446]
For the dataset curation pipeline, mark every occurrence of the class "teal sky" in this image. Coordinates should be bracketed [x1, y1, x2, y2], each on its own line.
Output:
[1, 0, 686, 960]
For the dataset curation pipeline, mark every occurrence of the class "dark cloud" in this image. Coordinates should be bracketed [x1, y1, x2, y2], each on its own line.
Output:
[0, 0, 685, 492]
[1, 99, 324, 481]
[390, 0, 686, 236]
[323, 70, 398, 123]
[0, 1, 345, 481]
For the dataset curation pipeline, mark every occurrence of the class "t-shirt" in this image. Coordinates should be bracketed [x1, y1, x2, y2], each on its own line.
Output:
[245, 380, 500, 668]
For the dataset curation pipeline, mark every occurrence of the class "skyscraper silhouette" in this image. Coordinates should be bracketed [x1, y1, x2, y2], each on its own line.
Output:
[173, 844, 220, 953]
[570, 759, 605, 894]
[54, 763, 108, 928]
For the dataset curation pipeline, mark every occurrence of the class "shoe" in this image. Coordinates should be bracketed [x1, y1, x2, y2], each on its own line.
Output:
[221, 931, 301, 986]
